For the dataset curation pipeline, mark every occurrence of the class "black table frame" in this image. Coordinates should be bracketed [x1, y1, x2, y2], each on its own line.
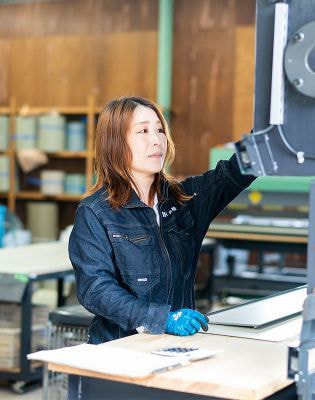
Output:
[0, 270, 74, 388]
[68, 374, 298, 400]
[210, 235, 307, 298]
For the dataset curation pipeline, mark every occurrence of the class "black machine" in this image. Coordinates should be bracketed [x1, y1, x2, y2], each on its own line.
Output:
[236, 0, 315, 177]
[234, 1, 315, 399]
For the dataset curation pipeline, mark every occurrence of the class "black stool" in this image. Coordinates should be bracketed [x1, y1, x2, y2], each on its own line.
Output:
[43, 304, 94, 400]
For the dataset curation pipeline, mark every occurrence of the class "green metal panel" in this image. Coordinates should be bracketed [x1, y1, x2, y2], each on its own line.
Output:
[157, 0, 174, 122]
[209, 147, 313, 193]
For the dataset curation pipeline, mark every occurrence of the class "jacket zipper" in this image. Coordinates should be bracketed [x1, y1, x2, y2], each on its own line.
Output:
[128, 235, 150, 243]
[167, 229, 184, 277]
[154, 202, 172, 302]
[116, 202, 173, 302]
[112, 234, 150, 243]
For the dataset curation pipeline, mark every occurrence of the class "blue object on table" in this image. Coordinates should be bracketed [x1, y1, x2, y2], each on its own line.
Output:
[0, 205, 7, 248]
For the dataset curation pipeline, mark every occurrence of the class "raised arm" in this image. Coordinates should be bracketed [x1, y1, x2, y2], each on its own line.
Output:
[181, 153, 256, 240]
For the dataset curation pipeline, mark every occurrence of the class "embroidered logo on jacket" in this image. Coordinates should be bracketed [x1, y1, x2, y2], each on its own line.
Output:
[161, 206, 177, 218]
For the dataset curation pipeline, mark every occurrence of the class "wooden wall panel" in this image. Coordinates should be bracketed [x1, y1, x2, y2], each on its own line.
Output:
[0, 0, 158, 107]
[0, 0, 158, 37]
[0, 0, 256, 175]
[0, 40, 9, 105]
[232, 26, 255, 140]
[171, 0, 255, 175]
[0, 32, 157, 107]
[235, 0, 256, 25]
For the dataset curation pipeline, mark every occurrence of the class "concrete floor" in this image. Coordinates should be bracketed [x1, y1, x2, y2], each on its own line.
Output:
[0, 383, 42, 399]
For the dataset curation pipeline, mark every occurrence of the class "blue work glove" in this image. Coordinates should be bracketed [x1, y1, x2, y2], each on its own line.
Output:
[165, 309, 209, 336]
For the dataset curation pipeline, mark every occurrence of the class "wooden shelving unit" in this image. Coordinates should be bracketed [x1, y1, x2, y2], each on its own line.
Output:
[15, 192, 82, 202]
[0, 107, 11, 114]
[0, 97, 99, 229]
[44, 151, 89, 158]
[0, 150, 11, 156]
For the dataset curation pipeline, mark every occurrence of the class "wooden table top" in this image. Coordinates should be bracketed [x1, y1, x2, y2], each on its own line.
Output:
[48, 331, 295, 400]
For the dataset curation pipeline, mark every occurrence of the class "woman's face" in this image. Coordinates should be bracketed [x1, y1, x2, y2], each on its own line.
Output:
[127, 105, 167, 179]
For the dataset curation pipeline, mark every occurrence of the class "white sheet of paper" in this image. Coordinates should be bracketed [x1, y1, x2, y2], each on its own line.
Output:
[28, 344, 220, 378]
[202, 316, 302, 342]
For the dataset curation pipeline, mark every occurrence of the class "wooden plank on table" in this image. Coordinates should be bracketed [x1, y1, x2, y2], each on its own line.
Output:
[47, 332, 294, 400]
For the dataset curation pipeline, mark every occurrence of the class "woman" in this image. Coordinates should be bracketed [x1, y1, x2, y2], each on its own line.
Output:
[69, 96, 255, 344]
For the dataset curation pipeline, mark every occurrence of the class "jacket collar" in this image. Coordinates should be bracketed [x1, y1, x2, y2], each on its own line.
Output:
[122, 190, 146, 208]
[122, 178, 169, 209]
[161, 177, 169, 199]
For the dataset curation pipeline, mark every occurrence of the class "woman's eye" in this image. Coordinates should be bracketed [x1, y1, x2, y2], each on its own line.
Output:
[157, 128, 165, 134]
[137, 128, 148, 134]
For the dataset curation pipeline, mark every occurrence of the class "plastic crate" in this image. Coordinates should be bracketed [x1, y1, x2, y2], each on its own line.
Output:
[0, 303, 49, 328]
[0, 325, 47, 369]
[43, 305, 93, 400]
[0, 303, 49, 369]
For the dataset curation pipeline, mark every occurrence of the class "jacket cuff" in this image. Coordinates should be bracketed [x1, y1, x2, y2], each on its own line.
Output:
[144, 303, 171, 334]
[228, 153, 256, 188]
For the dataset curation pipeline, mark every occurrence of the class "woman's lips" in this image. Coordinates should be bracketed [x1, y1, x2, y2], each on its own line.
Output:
[148, 153, 163, 158]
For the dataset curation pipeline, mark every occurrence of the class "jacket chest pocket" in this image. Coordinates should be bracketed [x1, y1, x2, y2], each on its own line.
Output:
[109, 231, 160, 296]
[167, 211, 195, 279]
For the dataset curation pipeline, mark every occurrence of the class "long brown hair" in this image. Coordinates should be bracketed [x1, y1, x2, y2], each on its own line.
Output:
[85, 96, 192, 208]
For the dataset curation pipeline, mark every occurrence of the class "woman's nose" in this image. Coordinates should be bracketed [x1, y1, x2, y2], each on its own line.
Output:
[151, 130, 162, 145]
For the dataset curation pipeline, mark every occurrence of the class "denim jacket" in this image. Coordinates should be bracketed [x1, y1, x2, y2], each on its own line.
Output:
[68, 154, 255, 344]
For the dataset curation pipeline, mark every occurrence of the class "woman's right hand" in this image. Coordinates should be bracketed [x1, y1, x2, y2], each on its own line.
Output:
[165, 309, 209, 336]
